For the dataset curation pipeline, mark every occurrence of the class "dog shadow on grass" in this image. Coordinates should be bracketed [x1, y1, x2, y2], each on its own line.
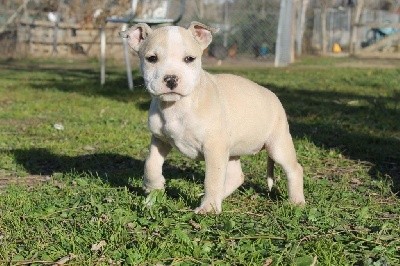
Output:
[268, 85, 400, 194]
[9, 148, 209, 206]
[9, 148, 283, 207]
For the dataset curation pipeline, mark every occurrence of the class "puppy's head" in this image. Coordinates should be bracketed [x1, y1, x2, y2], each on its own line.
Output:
[120, 22, 218, 102]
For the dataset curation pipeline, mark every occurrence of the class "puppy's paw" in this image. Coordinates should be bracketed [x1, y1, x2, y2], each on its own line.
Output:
[143, 177, 165, 194]
[289, 194, 306, 206]
[267, 176, 274, 191]
[194, 197, 222, 214]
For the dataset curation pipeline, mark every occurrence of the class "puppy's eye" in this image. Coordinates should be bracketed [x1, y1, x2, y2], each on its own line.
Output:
[146, 55, 158, 63]
[184, 56, 196, 63]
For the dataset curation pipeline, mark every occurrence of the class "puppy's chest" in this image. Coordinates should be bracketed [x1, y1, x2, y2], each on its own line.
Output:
[149, 112, 203, 159]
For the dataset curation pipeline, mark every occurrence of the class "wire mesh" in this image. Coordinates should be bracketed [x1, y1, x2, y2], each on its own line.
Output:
[312, 7, 400, 52]
[179, 0, 280, 60]
[1, 0, 399, 60]
[0, 0, 280, 61]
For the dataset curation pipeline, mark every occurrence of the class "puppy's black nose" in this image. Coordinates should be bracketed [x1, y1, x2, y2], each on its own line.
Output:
[164, 75, 179, 90]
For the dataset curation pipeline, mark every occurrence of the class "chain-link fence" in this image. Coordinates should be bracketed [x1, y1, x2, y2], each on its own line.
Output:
[0, 0, 281, 62]
[313, 7, 400, 53]
[310, 0, 400, 56]
[180, 1, 280, 60]
[1, 0, 399, 61]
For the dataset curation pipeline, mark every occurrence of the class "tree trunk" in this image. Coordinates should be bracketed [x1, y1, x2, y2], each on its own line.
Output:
[320, 7, 328, 55]
[350, 0, 365, 54]
[296, 0, 310, 55]
[291, 0, 296, 62]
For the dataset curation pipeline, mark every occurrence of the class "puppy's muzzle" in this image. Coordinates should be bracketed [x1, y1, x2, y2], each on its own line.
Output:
[164, 75, 179, 90]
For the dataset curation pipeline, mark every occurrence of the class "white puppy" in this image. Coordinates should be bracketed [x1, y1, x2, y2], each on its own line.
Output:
[120, 22, 305, 214]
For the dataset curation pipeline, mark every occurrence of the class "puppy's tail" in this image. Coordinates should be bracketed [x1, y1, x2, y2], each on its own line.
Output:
[267, 156, 275, 191]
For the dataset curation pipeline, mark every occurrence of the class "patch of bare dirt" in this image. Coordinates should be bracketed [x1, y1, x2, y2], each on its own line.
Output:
[0, 175, 52, 190]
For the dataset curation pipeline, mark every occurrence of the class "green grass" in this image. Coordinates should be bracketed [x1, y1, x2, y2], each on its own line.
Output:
[0, 57, 399, 265]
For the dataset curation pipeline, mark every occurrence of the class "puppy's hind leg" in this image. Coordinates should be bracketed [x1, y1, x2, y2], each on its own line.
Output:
[266, 156, 275, 191]
[267, 131, 305, 205]
[224, 157, 244, 199]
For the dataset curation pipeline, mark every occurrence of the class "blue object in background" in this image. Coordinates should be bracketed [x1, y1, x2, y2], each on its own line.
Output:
[260, 42, 269, 57]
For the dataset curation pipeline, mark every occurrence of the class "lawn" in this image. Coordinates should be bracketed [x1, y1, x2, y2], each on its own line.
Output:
[0, 57, 399, 265]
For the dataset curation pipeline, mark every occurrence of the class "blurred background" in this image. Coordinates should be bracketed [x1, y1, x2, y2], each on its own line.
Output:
[0, 0, 399, 66]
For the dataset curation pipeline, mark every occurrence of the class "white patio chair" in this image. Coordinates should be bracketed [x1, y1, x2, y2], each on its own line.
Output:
[100, 0, 185, 90]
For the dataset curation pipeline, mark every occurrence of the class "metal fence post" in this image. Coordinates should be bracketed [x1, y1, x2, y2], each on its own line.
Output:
[275, 0, 294, 67]
[121, 24, 134, 91]
[100, 26, 106, 86]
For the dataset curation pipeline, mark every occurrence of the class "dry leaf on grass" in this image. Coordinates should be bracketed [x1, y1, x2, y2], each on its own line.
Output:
[189, 219, 201, 230]
[91, 240, 107, 251]
[263, 258, 273, 266]
[52, 253, 77, 265]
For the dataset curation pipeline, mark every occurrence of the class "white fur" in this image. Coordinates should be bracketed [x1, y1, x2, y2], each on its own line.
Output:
[140, 26, 201, 102]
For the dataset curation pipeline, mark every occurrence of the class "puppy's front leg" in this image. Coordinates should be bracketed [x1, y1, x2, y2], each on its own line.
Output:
[195, 143, 229, 214]
[143, 136, 172, 193]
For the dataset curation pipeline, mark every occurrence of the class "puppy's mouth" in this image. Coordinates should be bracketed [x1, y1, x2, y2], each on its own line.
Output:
[155, 92, 184, 102]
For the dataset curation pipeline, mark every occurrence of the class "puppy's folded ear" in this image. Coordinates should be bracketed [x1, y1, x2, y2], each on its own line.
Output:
[188, 21, 219, 50]
[119, 23, 152, 52]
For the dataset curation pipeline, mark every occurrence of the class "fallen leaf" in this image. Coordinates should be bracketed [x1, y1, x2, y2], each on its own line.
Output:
[52, 253, 76, 266]
[250, 193, 259, 200]
[103, 196, 114, 203]
[189, 219, 201, 230]
[83, 145, 96, 151]
[53, 123, 64, 130]
[99, 214, 110, 222]
[126, 222, 135, 229]
[263, 258, 273, 266]
[99, 108, 108, 117]
[347, 100, 360, 106]
[91, 240, 106, 251]
[350, 178, 362, 186]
